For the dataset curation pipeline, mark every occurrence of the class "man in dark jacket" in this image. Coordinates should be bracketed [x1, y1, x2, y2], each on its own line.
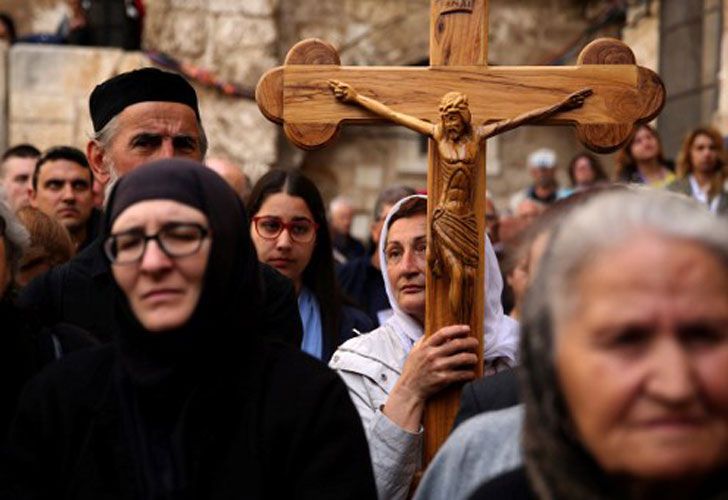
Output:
[19, 67, 302, 346]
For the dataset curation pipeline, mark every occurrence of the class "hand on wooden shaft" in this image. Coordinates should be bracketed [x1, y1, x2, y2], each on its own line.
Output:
[329, 80, 358, 103]
[397, 325, 478, 401]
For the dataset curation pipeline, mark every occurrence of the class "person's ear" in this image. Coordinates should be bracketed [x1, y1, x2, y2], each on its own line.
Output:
[87, 140, 110, 185]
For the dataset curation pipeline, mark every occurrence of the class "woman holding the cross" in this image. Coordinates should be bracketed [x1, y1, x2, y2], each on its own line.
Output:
[330, 194, 519, 500]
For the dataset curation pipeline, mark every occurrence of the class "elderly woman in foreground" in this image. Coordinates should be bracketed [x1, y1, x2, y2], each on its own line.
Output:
[462, 189, 728, 499]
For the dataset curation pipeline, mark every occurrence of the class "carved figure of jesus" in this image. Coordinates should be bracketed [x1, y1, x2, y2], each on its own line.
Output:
[330, 80, 591, 323]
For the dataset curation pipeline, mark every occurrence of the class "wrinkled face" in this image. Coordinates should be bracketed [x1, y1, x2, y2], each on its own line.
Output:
[111, 200, 211, 332]
[690, 134, 719, 174]
[330, 203, 354, 235]
[250, 192, 316, 292]
[1, 156, 36, 210]
[385, 214, 427, 324]
[555, 236, 728, 481]
[94, 102, 202, 182]
[31, 160, 94, 233]
[573, 157, 596, 186]
[630, 126, 659, 163]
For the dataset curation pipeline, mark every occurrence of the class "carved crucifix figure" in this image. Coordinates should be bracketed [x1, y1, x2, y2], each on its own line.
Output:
[329, 81, 590, 324]
[256, 0, 664, 464]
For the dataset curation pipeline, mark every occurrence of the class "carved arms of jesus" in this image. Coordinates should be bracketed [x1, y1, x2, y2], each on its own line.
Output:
[329, 80, 591, 324]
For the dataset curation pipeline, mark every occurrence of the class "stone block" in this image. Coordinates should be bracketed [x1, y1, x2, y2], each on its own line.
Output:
[9, 122, 76, 150]
[198, 89, 277, 166]
[0, 42, 7, 153]
[213, 46, 277, 88]
[210, 0, 277, 16]
[10, 93, 74, 122]
[154, 11, 209, 59]
[214, 16, 276, 50]
[169, 0, 207, 9]
[354, 166, 383, 189]
[10, 44, 124, 96]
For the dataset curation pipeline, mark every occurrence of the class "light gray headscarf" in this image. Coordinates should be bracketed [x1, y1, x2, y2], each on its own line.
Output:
[378, 194, 519, 364]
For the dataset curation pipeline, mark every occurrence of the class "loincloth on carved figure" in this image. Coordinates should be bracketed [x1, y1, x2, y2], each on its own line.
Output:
[431, 207, 479, 268]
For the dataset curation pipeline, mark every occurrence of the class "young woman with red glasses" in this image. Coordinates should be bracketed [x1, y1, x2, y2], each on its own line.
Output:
[248, 169, 372, 361]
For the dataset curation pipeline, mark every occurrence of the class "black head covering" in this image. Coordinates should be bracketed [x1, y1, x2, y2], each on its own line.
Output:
[90, 67, 200, 132]
[104, 159, 262, 386]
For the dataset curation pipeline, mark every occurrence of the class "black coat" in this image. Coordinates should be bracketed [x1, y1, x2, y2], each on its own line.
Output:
[0, 299, 95, 446]
[1, 340, 377, 499]
[336, 255, 389, 326]
[452, 369, 520, 430]
[18, 238, 303, 347]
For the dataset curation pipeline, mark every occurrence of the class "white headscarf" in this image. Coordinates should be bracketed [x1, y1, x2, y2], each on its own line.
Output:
[379, 194, 519, 364]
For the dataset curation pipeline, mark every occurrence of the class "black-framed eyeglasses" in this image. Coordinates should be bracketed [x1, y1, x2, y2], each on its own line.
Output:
[252, 215, 318, 244]
[104, 222, 210, 265]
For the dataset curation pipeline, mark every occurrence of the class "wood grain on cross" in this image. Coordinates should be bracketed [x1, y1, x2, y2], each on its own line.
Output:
[256, 0, 664, 465]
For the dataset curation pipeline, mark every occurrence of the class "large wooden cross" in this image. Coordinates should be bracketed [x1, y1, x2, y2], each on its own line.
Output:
[256, 0, 664, 464]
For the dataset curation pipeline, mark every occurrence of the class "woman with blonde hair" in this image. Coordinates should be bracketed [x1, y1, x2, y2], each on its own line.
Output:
[668, 126, 728, 214]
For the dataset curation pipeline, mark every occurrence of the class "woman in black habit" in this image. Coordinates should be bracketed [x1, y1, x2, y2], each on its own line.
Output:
[1, 159, 376, 499]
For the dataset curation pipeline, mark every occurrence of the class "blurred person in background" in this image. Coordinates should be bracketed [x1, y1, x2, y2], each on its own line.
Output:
[206, 156, 251, 203]
[0, 195, 93, 448]
[615, 124, 674, 187]
[15, 207, 74, 288]
[337, 185, 416, 326]
[509, 148, 568, 212]
[329, 195, 365, 265]
[1, 144, 41, 211]
[564, 152, 609, 195]
[668, 126, 728, 215]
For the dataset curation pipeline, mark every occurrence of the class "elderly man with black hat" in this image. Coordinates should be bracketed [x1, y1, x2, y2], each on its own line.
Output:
[19, 68, 303, 346]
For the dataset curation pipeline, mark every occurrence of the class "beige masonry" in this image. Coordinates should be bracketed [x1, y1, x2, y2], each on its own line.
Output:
[1, 0, 724, 238]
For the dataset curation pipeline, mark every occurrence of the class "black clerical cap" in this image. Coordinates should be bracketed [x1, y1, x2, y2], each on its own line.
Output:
[89, 67, 200, 132]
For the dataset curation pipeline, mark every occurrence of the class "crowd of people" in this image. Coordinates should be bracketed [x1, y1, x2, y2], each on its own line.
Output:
[0, 65, 727, 499]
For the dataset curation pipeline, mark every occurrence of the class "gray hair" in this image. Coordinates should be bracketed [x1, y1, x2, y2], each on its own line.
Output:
[0, 189, 30, 277]
[520, 188, 728, 499]
[92, 113, 209, 159]
[539, 188, 728, 326]
[373, 185, 416, 220]
[329, 195, 353, 212]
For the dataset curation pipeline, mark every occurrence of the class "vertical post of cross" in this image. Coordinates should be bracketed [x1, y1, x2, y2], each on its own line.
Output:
[423, 0, 489, 465]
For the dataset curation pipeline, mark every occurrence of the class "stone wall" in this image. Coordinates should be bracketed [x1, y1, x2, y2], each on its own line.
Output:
[715, 0, 728, 132]
[0, 42, 7, 153]
[0, 0, 678, 236]
[8, 44, 146, 150]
